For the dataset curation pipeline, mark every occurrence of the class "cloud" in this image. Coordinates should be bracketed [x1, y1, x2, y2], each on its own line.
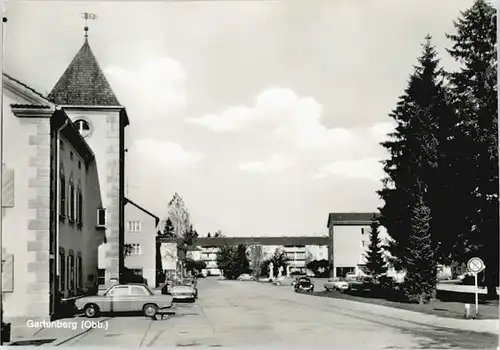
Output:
[104, 56, 186, 119]
[132, 139, 204, 167]
[187, 87, 355, 149]
[313, 158, 384, 182]
[368, 121, 396, 142]
[238, 154, 292, 173]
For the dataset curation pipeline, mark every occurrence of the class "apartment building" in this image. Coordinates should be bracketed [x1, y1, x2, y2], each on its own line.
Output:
[190, 236, 330, 276]
[119, 198, 159, 288]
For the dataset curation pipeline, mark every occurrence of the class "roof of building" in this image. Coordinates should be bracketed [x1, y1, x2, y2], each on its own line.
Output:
[10, 104, 51, 109]
[157, 235, 330, 247]
[124, 198, 160, 225]
[3, 73, 49, 102]
[327, 212, 380, 227]
[47, 38, 121, 107]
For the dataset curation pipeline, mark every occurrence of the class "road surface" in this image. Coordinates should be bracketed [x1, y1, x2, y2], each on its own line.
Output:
[60, 277, 497, 348]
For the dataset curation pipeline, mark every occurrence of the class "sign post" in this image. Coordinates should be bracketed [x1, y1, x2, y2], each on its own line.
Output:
[467, 257, 485, 316]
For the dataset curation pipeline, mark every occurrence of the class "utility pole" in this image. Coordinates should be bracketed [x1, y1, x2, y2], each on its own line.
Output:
[0, 2, 7, 345]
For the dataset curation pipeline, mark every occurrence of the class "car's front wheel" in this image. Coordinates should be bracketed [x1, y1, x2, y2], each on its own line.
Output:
[143, 304, 158, 318]
[84, 304, 99, 318]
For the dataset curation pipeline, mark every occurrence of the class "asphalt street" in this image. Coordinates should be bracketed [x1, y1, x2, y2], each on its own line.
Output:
[59, 277, 498, 349]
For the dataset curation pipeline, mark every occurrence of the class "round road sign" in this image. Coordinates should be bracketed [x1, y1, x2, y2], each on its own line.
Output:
[467, 257, 485, 273]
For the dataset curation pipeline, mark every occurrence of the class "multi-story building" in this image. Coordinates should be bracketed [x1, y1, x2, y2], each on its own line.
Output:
[162, 236, 330, 276]
[47, 31, 130, 285]
[121, 198, 159, 288]
[1, 27, 131, 321]
[327, 212, 385, 278]
[1, 74, 105, 321]
[327, 212, 453, 280]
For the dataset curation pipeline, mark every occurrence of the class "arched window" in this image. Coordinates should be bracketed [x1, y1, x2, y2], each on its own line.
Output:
[69, 174, 75, 224]
[74, 119, 92, 138]
[76, 180, 83, 228]
[59, 248, 66, 293]
[59, 165, 66, 220]
[68, 251, 75, 296]
[76, 253, 83, 290]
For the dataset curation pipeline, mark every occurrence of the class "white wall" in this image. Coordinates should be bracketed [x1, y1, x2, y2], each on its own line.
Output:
[63, 109, 122, 281]
[124, 203, 157, 287]
[1, 91, 40, 318]
[332, 224, 392, 276]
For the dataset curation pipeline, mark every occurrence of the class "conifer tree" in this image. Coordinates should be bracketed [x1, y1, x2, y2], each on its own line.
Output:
[364, 217, 387, 278]
[445, 0, 498, 297]
[378, 36, 449, 281]
[402, 193, 437, 304]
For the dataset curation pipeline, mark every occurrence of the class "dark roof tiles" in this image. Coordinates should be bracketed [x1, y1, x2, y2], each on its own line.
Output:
[47, 39, 121, 106]
[327, 212, 380, 227]
[11, 104, 51, 109]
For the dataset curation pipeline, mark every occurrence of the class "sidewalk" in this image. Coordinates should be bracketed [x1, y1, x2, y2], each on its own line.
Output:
[5, 317, 111, 346]
[315, 294, 499, 334]
[255, 281, 499, 335]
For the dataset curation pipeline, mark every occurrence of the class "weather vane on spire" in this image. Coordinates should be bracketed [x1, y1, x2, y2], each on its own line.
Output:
[80, 12, 97, 38]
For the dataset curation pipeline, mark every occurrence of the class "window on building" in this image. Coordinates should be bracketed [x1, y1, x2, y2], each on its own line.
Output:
[76, 256, 83, 289]
[127, 221, 142, 232]
[130, 268, 143, 277]
[78, 161, 81, 169]
[67, 255, 74, 294]
[78, 191, 83, 227]
[59, 251, 66, 291]
[98, 269, 106, 286]
[74, 119, 92, 138]
[361, 228, 365, 234]
[130, 285, 148, 295]
[129, 244, 142, 255]
[60, 169, 66, 220]
[70, 151, 73, 161]
[69, 179, 75, 223]
[336, 267, 355, 278]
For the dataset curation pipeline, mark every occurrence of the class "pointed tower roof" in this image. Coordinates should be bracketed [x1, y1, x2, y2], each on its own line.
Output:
[48, 38, 121, 106]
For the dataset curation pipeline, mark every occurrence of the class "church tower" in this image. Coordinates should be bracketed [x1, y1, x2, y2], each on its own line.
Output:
[47, 26, 129, 284]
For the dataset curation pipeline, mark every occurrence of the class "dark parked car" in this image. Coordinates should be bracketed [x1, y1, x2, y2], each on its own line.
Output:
[294, 277, 314, 293]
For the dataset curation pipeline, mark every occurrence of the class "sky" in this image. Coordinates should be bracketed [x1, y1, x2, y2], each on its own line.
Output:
[5, 0, 478, 237]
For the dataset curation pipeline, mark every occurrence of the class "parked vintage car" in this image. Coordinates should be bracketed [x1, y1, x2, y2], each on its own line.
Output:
[166, 281, 197, 302]
[323, 277, 349, 292]
[273, 276, 296, 286]
[237, 274, 256, 281]
[74, 283, 174, 318]
[346, 276, 378, 293]
[294, 277, 314, 293]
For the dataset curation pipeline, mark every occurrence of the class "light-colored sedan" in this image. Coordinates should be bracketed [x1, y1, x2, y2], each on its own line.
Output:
[168, 283, 197, 302]
[323, 278, 349, 292]
[273, 276, 296, 286]
[74, 283, 174, 318]
[237, 273, 256, 281]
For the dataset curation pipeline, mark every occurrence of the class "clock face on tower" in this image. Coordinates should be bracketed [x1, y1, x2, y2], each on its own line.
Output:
[73, 118, 93, 138]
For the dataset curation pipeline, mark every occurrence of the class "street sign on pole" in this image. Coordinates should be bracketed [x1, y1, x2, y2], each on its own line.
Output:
[467, 257, 485, 316]
[467, 257, 485, 274]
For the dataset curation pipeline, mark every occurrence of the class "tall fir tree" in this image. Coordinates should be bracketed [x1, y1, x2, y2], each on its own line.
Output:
[403, 193, 437, 304]
[378, 36, 450, 279]
[445, 0, 498, 297]
[364, 217, 387, 277]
